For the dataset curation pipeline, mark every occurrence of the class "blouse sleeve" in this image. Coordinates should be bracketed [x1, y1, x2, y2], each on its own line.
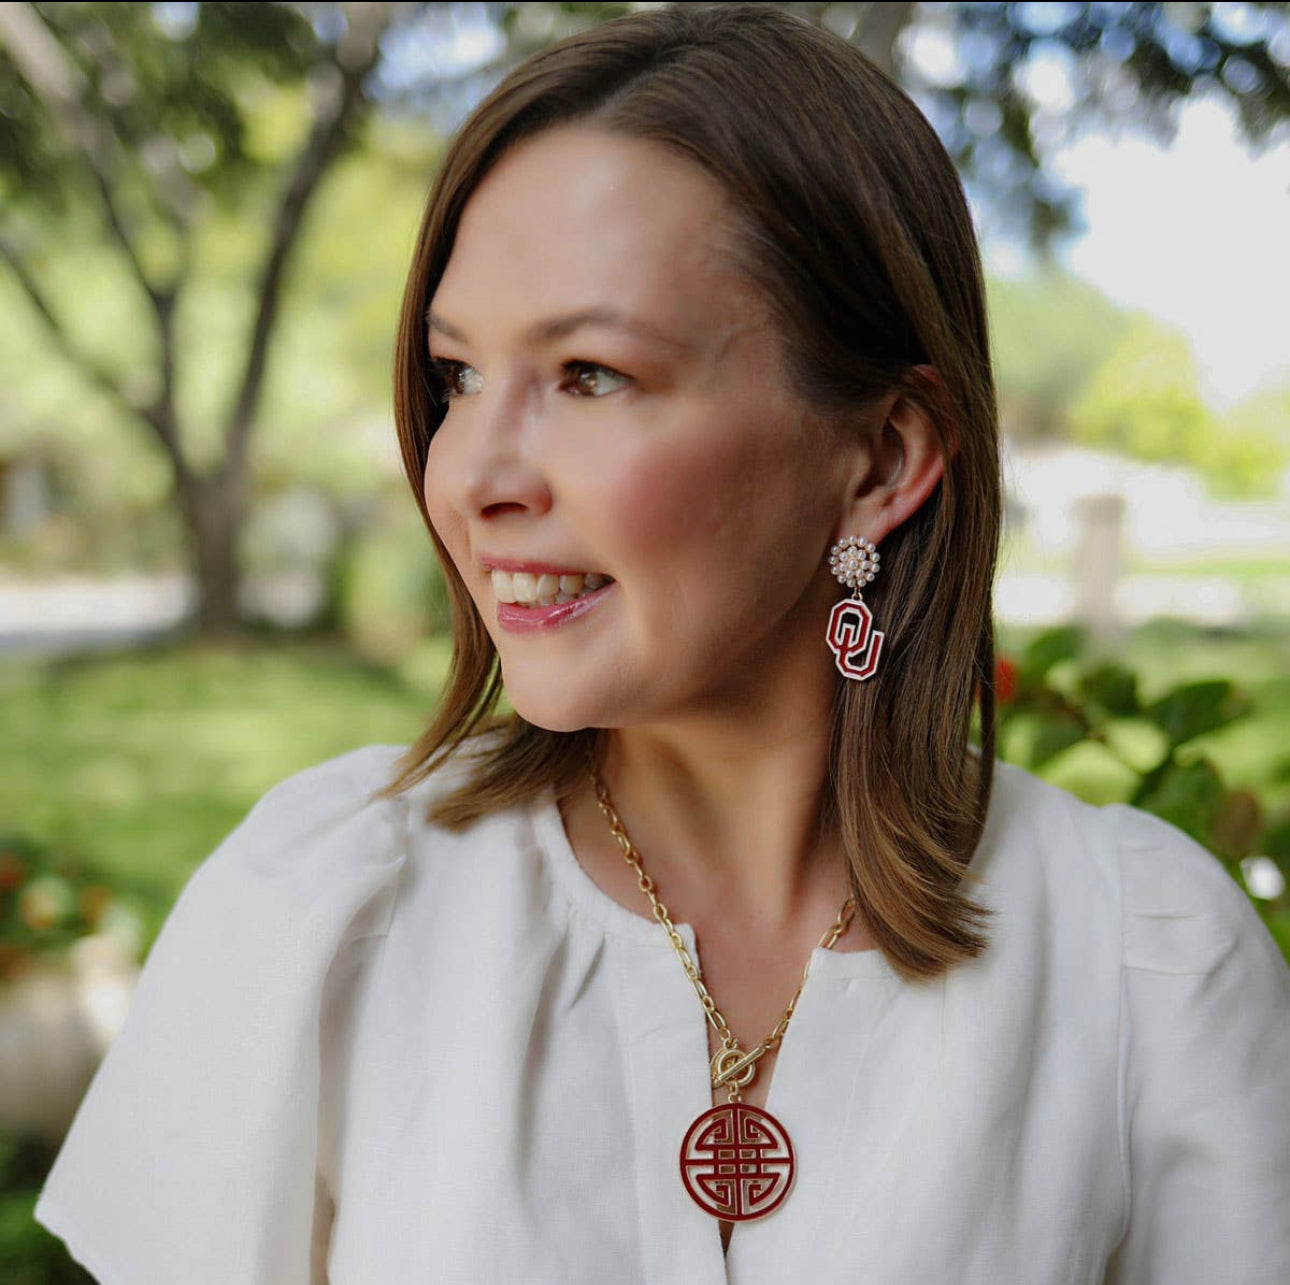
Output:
[1104, 804, 1290, 1285]
[33, 745, 410, 1285]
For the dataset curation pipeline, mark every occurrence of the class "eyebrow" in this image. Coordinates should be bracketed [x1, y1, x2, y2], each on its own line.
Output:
[425, 306, 691, 353]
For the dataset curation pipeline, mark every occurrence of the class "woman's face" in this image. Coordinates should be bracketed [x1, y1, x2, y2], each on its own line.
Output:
[423, 125, 870, 733]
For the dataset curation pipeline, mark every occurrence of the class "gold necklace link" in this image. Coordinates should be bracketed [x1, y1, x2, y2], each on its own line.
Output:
[592, 774, 856, 1101]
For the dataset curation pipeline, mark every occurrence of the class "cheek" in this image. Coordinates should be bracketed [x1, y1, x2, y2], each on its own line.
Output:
[420, 438, 481, 616]
[422, 433, 461, 546]
[594, 419, 806, 572]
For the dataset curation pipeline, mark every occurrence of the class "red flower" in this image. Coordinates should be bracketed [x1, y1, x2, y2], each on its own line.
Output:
[994, 657, 1019, 705]
[0, 852, 26, 892]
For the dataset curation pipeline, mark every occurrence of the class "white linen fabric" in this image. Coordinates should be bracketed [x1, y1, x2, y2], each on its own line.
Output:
[34, 744, 1290, 1285]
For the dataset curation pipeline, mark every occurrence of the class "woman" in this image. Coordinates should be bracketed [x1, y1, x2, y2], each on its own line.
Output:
[35, 7, 1290, 1283]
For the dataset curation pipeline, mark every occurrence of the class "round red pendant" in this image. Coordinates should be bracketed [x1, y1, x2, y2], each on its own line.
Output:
[679, 1102, 795, 1221]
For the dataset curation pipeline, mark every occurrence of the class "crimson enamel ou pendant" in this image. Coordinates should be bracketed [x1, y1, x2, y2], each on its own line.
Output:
[826, 595, 884, 681]
[679, 1102, 795, 1221]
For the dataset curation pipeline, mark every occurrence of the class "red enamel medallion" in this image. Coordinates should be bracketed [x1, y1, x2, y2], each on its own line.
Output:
[679, 1103, 795, 1221]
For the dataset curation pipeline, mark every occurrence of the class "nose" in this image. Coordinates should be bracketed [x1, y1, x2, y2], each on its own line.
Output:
[431, 377, 554, 522]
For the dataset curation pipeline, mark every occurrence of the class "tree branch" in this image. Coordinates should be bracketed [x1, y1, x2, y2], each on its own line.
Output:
[0, 230, 185, 470]
[223, 3, 394, 472]
[75, 28, 201, 236]
[0, 3, 163, 307]
[0, 2, 197, 481]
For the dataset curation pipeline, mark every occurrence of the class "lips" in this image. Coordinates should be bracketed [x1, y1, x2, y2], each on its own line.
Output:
[494, 579, 615, 634]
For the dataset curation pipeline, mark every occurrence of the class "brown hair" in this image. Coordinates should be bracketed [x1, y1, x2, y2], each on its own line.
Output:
[379, 3, 1000, 981]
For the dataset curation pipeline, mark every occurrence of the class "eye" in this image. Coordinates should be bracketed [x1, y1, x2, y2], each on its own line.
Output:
[429, 357, 483, 401]
[560, 361, 631, 398]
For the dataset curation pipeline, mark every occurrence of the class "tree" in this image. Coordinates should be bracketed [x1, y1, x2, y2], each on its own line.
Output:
[0, 2, 394, 631]
[888, 1, 1290, 245]
[1068, 314, 1288, 495]
[987, 271, 1130, 439]
[1069, 314, 1216, 460]
[1215, 384, 1290, 497]
[3, 2, 1288, 632]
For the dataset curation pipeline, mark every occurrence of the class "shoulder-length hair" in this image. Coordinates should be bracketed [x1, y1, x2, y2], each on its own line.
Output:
[378, 3, 1000, 982]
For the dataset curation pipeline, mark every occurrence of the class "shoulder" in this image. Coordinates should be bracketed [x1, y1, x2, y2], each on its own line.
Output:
[224, 743, 409, 844]
[222, 739, 548, 940]
[980, 760, 1285, 982]
[1103, 798, 1278, 977]
[182, 744, 414, 935]
[203, 739, 505, 878]
[1079, 800, 1290, 1281]
[974, 760, 1123, 916]
[182, 739, 531, 950]
[31, 744, 428, 1284]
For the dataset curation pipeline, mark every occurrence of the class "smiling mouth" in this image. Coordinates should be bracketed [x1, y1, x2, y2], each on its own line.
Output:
[491, 569, 613, 607]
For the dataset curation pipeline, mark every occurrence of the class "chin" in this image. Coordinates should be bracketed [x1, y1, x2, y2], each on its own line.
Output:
[505, 684, 604, 735]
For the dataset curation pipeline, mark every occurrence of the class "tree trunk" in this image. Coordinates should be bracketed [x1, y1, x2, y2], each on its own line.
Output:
[856, 1, 915, 77]
[177, 469, 246, 636]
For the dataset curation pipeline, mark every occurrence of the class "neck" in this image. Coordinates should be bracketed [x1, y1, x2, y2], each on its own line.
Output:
[595, 676, 843, 930]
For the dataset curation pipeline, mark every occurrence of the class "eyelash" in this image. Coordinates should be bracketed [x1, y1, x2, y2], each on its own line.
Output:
[428, 358, 630, 402]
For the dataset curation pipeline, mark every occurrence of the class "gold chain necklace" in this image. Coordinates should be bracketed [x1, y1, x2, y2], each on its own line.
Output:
[592, 773, 855, 1224]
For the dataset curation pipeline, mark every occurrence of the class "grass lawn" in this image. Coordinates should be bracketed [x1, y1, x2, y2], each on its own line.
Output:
[0, 635, 441, 940]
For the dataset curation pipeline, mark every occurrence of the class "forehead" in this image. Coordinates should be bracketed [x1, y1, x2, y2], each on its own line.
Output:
[432, 125, 763, 340]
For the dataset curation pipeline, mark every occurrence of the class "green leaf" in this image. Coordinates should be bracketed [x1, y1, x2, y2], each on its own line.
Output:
[1020, 626, 1085, 685]
[1101, 718, 1169, 775]
[1266, 910, 1290, 965]
[1145, 680, 1246, 747]
[1260, 816, 1290, 863]
[1136, 758, 1224, 844]
[1079, 662, 1140, 718]
[1028, 712, 1086, 769]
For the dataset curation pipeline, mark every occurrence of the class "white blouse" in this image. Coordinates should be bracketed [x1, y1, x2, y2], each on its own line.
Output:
[34, 745, 1290, 1285]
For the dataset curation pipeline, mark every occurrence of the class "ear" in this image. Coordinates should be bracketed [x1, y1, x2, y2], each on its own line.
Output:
[834, 367, 949, 546]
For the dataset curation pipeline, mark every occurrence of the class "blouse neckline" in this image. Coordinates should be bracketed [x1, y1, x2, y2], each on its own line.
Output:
[529, 793, 898, 982]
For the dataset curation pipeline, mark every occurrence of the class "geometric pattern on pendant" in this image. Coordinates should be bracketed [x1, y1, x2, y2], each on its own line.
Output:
[825, 535, 884, 682]
[680, 1102, 795, 1222]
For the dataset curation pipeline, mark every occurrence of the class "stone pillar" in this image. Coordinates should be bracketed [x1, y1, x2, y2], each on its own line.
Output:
[1072, 493, 1126, 648]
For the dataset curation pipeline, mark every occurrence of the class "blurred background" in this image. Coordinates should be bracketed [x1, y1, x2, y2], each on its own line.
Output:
[1, 3, 1287, 1278]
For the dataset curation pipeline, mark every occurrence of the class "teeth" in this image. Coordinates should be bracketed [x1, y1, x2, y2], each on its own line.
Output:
[491, 570, 518, 603]
[490, 568, 612, 607]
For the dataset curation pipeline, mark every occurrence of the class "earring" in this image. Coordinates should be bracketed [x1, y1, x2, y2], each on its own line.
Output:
[825, 536, 884, 681]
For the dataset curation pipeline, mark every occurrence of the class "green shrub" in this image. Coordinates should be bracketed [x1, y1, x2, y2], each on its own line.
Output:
[0, 835, 145, 982]
[994, 626, 1290, 959]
